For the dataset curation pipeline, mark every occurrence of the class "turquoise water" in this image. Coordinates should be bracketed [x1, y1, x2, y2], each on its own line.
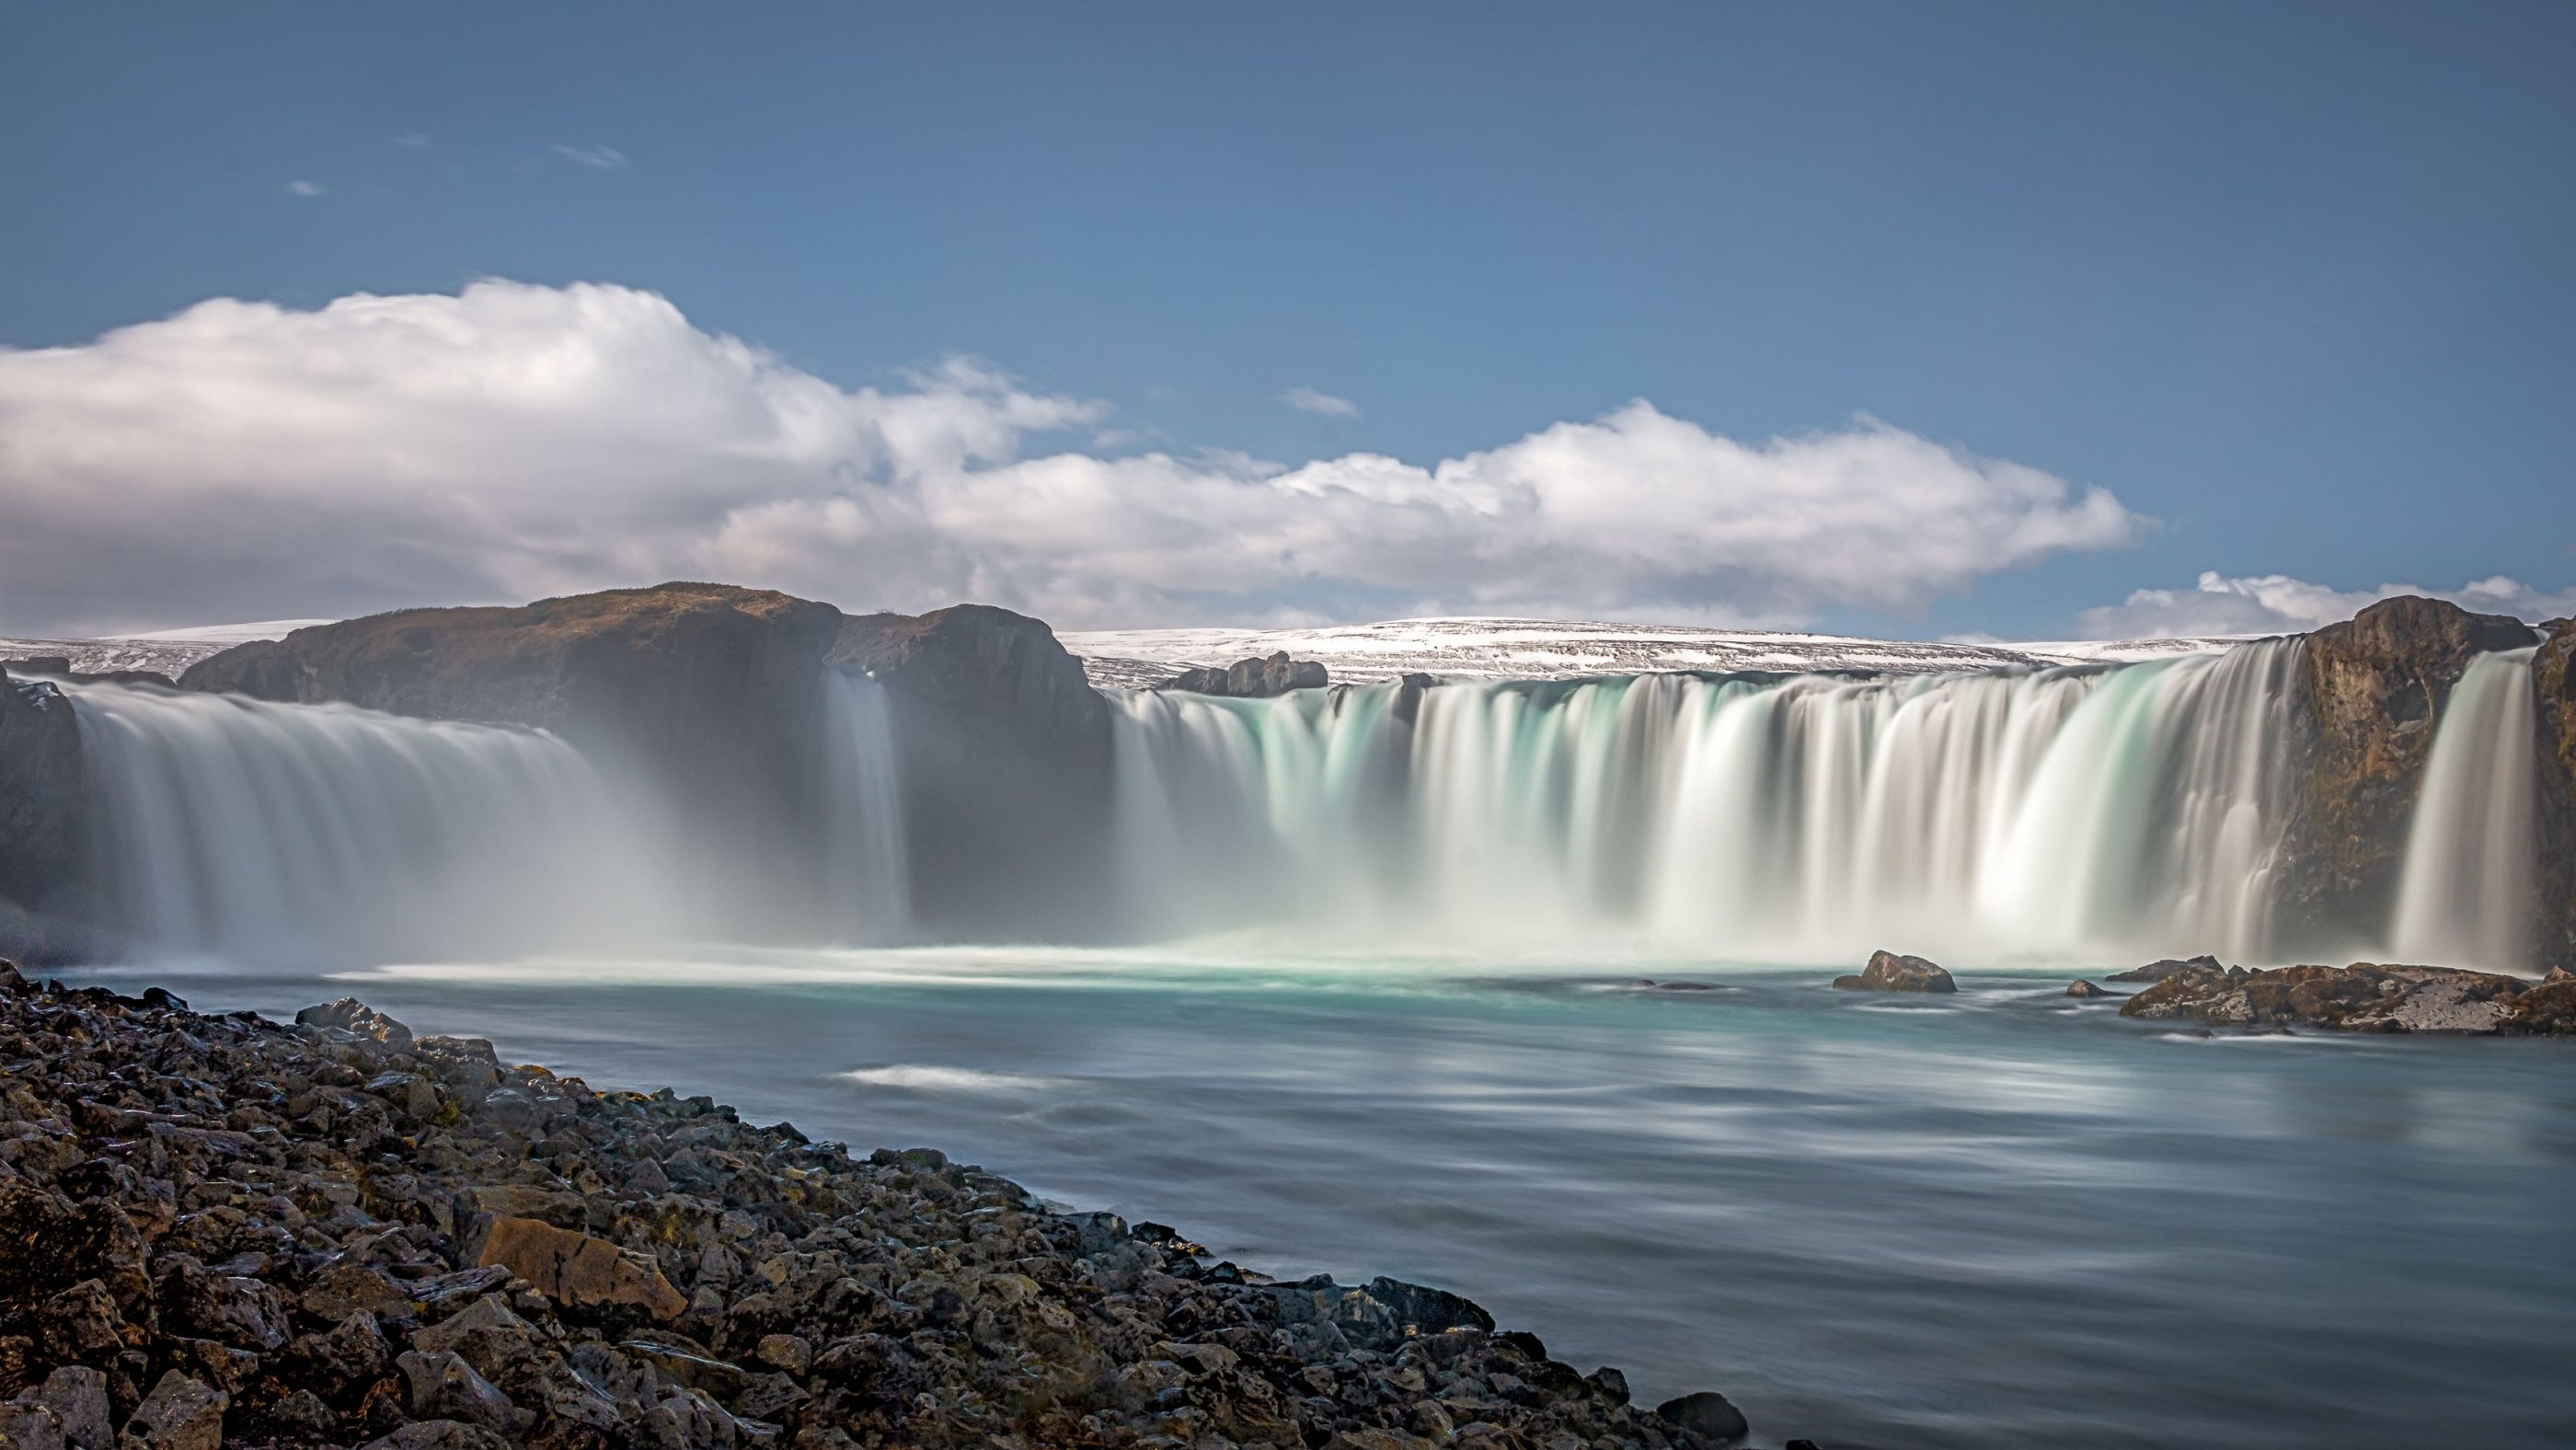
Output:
[69, 947, 2576, 1450]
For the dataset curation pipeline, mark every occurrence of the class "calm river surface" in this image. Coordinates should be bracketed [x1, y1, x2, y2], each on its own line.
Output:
[65, 946, 2576, 1450]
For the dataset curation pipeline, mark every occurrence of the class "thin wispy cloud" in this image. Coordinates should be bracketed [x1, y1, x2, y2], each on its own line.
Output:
[391, 132, 430, 149]
[1282, 386, 1359, 418]
[2077, 570, 2576, 638]
[551, 144, 630, 170]
[283, 180, 324, 198]
[0, 281, 2147, 636]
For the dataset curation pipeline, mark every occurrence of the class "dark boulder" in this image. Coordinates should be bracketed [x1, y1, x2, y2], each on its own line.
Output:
[0, 668, 89, 963]
[2276, 596, 2537, 950]
[2065, 980, 2112, 999]
[1655, 1389, 1751, 1445]
[1832, 949, 1957, 994]
[178, 583, 846, 934]
[830, 604, 1114, 938]
[1154, 651, 1329, 698]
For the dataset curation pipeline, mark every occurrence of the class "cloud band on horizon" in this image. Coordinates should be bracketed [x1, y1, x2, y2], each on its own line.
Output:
[8, 279, 2153, 637]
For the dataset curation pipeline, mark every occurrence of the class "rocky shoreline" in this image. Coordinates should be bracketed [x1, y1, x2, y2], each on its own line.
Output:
[0, 966, 1771, 1450]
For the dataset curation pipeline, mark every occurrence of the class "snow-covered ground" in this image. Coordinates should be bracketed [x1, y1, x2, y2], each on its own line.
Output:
[0, 618, 330, 677]
[6, 614, 2255, 687]
[1064, 617, 2257, 688]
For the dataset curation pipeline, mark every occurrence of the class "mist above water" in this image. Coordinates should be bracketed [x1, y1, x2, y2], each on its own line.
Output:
[57, 639, 2545, 971]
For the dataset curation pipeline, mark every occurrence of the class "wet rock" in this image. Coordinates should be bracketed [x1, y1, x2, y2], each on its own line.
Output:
[2065, 980, 2112, 999]
[22, 1368, 108, 1450]
[297, 998, 416, 1053]
[115, 1373, 224, 1450]
[1832, 949, 1957, 994]
[359, 1420, 514, 1450]
[397, 1351, 524, 1435]
[475, 1218, 688, 1322]
[1655, 1388, 1751, 1445]
[2120, 961, 2535, 1033]
[2107, 955, 2223, 984]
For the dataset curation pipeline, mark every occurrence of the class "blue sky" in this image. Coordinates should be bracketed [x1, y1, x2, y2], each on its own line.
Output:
[1, 2, 2570, 639]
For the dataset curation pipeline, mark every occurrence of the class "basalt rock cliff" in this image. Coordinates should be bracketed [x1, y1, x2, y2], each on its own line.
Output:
[0, 669, 88, 963]
[2536, 616, 2576, 968]
[2275, 595, 2538, 949]
[828, 605, 1115, 938]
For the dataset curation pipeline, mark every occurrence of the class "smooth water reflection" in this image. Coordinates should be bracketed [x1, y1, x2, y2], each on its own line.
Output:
[68, 949, 2576, 1450]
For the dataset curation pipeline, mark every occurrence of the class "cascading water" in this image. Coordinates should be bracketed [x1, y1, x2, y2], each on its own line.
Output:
[1110, 639, 2312, 963]
[817, 670, 912, 941]
[68, 682, 688, 963]
[2390, 648, 2539, 972]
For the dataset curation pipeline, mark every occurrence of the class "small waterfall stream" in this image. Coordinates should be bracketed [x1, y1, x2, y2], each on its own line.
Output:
[2391, 648, 2540, 971]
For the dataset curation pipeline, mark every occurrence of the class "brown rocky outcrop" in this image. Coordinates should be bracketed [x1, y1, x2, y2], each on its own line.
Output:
[2535, 618, 2576, 969]
[1155, 652, 1330, 698]
[177, 584, 847, 932]
[2275, 596, 2538, 949]
[830, 605, 1115, 938]
[0, 668, 90, 963]
[1831, 950, 1957, 994]
[2117, 961, 2564, 1034]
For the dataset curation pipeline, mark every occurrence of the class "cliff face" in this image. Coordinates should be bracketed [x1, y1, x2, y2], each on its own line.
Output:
[2536, 618, 2576, 968]
[180, 584, 848, 931]
[0, 668, 89, 961]
[2275, 595, 2539, 950]
[830, 605, 1115, 938]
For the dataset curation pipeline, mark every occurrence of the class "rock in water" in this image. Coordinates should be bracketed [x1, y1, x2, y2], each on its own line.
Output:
[2107, 954, 2223, 984]
[1833, 949, 1958, 994]
[2066, 979, 2112, 998]
[1154, 651, 1330, 698]
[2119, 961, 2545, 1033]
[1656, 1389, 1751, 1444]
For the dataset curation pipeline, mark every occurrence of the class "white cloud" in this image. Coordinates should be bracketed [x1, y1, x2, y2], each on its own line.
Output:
[2077, 570, 2576, 639]
[551, 144, 629, 170]
[0, 281, 2145, 636]
[1282, 386, 1359, 418]
[391, 132, 430, 149]
[284, 180, 324, 197]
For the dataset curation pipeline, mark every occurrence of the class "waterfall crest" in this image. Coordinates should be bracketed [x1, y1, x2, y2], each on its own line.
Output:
[2390, 648, 2539, 971]
[69, 683, 689, 963]
[1112, 640, 2315, 964]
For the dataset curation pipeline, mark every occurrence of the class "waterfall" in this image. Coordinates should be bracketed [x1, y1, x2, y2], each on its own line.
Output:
[1110, 639, 2313, 963]
[2390, 648, 2539, 971]
[69, 682, 686, 963]
[817, 670, 911, 941]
